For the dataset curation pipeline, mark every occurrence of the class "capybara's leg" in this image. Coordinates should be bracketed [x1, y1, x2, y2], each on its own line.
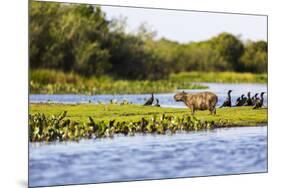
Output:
[213, 108, 216, 115]
[209, 106, 216, 115]
[190, 106, 195, 116]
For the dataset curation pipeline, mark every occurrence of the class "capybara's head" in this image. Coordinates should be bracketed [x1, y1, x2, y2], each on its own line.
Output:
[174, 91, 187, 102]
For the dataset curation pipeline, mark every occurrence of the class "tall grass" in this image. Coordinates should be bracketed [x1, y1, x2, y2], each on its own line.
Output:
[170, 71, 267, 83]
[30, 69, 81, 84]
[30, 69, 267, 94]
[29, 69, 207, 94]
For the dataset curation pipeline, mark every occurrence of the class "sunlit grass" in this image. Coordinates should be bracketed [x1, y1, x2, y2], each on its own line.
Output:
[170, 71, 267, 83]
[30, 69, 207, 94]
[30, 103, 267, 126]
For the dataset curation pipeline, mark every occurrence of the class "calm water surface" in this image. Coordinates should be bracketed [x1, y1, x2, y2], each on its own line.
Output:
[29, 126, 267, 187]
[30, 83, 267, 108]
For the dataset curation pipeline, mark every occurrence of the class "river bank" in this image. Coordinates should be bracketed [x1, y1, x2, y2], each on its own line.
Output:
[29, 103, 267, 142]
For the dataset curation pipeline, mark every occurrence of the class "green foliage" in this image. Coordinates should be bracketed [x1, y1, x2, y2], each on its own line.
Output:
[30, 2, 111, 76]
[210, 33, 245, 71]
[29, 111, 94, 142]
[30, 1, 267, 81]
[240, 41, 268, 73]
[29, 104, 268, 142]
[29, 111, 215, 142]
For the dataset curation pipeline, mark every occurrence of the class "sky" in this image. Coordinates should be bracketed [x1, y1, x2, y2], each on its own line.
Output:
[101, 5, 267, 43]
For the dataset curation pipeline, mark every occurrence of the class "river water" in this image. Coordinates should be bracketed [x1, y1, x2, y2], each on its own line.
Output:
[30, 83, 267, 108]
[29, 83, 268, 187]
[29, 126, 267, 187]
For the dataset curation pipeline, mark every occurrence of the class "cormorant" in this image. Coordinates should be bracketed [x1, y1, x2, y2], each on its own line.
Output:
[236, 94, 246, 106]
[235, 96, 241, 105]
[220, 90, 232, 108]
[241, 94, 247, 105]
[253, 92, 266, 109]
[253, 93, 259, 105]
[245, 92, 254, 106]
[251, 93, 259, 105]
[144, 93, 154, 106]
[154, 98, 160, 107]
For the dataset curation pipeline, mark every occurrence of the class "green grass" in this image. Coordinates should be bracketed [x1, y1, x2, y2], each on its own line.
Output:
[170, 71, 267, 83]
[30, 103, 267, 126]
[30, 69, 267, 94]
[30, 69, 207, 94]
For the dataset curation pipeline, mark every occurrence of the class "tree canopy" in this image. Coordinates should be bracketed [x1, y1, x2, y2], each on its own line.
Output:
[30, 1, 268, 80]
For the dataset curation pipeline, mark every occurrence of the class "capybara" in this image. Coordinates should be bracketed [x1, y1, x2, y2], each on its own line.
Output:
[174, 91, 218, 115]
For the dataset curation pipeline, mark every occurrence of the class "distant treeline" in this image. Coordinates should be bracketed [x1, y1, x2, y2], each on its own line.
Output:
[30, 1, 268, 80]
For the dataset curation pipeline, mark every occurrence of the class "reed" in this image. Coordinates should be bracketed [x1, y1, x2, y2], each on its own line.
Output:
[30, 69, 207, 94]
[170, 71, 267, 83]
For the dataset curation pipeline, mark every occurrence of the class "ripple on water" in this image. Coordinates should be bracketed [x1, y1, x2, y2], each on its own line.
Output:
[29, 126, 267, 187]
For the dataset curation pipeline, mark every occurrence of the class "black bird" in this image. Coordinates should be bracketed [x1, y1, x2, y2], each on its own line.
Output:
[154, 98, 161, 107]
[220, 90, 232, 108]
[245, 92, 254, 106]
[253, 92, 266, 109]
[144, 93, 154, 106]
[235, 96, 241, 105]
[241, 94, 247, 105]
[251, 93, 259, 105]
[236, 94, 246, 106]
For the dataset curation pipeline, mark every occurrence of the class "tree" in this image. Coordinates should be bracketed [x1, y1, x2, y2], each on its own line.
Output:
[240, 41, 267, 73]
[30, 2, 111, 76]
[30, 1, 268, 80]
[29, 2, 62, 69]
[210, 33, 244, 71]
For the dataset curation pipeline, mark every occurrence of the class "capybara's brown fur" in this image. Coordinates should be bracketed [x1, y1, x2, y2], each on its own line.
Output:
[174, 91, 218, 115]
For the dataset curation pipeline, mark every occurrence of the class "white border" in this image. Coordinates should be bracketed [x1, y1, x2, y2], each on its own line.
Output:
[1, 0, 281, 188]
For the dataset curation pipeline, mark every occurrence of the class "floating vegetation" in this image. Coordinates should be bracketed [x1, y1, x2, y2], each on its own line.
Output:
[29, 111, 236, 142]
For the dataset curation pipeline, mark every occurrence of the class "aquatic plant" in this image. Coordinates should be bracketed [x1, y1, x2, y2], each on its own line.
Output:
[29, 111, 224, 142]
[29, 103, 267, 142]
[29, 111, 95, 142]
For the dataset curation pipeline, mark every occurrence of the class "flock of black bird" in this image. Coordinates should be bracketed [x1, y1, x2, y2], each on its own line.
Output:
[220, 90, 266, 109]
[143, 91, 266, 109]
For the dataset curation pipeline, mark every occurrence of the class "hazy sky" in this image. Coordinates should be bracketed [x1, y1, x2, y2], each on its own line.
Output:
[101, 5, 267, 43]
